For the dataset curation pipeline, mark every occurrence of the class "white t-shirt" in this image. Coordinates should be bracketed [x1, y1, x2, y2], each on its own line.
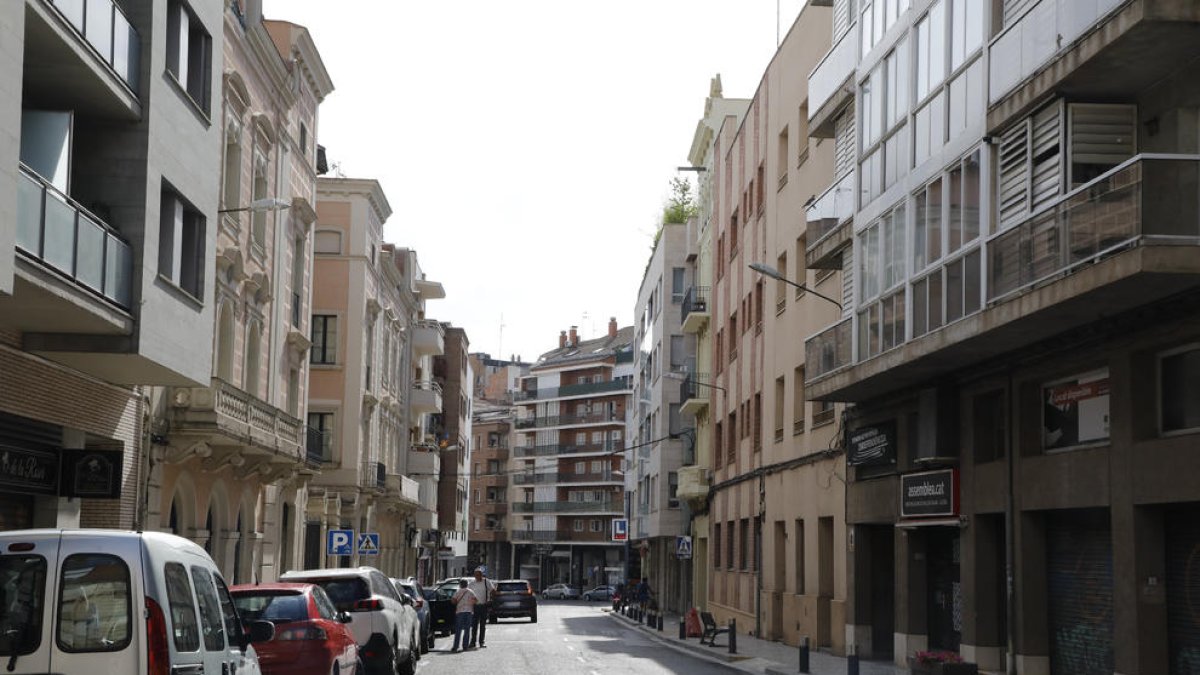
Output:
[452, 587, 479, 614]
[467, 578, 497, 605]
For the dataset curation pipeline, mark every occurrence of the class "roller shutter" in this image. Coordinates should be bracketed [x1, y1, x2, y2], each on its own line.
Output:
[1003, 0, 1038, 28]
[1166, 505, 1200, 675]
[835, 108, 855, 179]
[1047, 509, 1113, 675]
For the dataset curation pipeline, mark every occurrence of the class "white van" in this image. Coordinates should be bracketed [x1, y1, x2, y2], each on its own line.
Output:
[0, 529, 273, 675]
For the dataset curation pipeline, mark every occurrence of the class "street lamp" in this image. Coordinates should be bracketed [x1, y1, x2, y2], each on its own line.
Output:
[662, 370, 727, 394]
[748, 262, 842, 311]
[218, 197, 291, 214]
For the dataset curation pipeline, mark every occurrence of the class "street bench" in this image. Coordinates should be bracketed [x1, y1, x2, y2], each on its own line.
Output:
[699, 611, 729, 647]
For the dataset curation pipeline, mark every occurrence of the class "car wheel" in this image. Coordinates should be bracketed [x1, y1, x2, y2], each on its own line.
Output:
[489, 616, 498, 624]
[425, 627, 435, 651]
[332, 662, 339, 675]
[397, 642, 416, 675]
[354, 658, 366, 675]
[530, 612, 538, 623]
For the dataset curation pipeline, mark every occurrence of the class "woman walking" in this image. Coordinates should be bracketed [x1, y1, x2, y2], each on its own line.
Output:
[451, 578, 479, 653]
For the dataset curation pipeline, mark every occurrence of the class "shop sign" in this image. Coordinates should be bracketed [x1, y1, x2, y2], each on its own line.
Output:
[847, 421, 896, 466]
[1043, 369, 1110, 450]
[0, 445, 59, 496]
[900, 469, 958, 518]
[61, 449, 123, 499]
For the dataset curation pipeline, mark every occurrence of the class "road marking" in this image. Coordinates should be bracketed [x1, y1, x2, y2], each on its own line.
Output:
[566, 645, 576, 651]
[576, 656, 587, 664]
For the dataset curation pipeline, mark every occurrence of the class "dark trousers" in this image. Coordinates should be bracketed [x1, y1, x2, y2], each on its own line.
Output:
[470, 604, 489, 646]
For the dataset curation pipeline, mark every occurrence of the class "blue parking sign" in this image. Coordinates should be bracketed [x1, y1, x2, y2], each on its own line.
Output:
[327, 529, 354, 556]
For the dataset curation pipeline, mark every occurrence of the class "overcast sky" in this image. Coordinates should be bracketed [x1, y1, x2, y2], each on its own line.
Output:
[264, 0, 807, 362]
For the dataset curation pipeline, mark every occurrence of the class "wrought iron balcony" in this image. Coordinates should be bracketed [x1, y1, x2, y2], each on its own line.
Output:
[305, 426, 326, 467]
[375, 462, 386, 489]
[681, 286, 710, 334]
[17, 164, 132, 308]
[512, 471, 619, 485]
[679, 373, 711, 416]
[513, 379, 630, 402]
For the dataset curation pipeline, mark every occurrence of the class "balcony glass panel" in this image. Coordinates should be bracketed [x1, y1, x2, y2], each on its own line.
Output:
[17, 172, 43, 253]
[111, 8, 139, 89]
[42, 191, 76, 274]
[104, 235, 132, 306]
[808, 23, 858, 119]
[84, 0, 113, 64]
[53, 0, 85, 31]
[75, 213, 105, 292]
[806, 171, 855, 248]
[805, 317, 852, 380]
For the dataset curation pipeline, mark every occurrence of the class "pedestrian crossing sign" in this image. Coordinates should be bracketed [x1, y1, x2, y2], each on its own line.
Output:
[357, 532, 380, 555]
[675, 536, 693, 559]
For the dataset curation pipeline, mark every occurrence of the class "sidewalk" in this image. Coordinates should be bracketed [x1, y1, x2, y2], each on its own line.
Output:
[606, 606, 908, 675]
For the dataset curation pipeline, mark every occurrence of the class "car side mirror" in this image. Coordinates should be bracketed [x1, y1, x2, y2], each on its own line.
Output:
[337, 611, 353, 624]
[399, 594, 412, 606]
[246, 620, 275, 644]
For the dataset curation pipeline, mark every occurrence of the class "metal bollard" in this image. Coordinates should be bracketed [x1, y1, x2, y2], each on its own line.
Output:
[799, 635, 810, 673]
[847, 643, 859, 675]
[657, 613, 664, 632]
[728, 618, 737, 654]
[679, 618, 687, 640]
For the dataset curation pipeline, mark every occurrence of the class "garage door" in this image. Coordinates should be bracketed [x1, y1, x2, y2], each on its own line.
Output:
[1047, 509, 1113, 675]
[1167, 505, 1200, 675]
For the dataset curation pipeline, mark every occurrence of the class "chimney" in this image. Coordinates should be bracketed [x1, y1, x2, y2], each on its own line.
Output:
[569, 326, 578, 347]
[608, 317, 617, 338]
[559, 331, 567, 349]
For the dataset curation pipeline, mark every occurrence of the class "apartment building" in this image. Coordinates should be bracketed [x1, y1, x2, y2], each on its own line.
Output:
[513, 322, 633, 590]
[629, 221, 691, 614]
[433, 325, 472, 579]
[805, 1, 1200, 673]
[677, 76, 749, 616]
[150, 0, 333, 584]
[0, 0, 222, 532]
[467, 400, 514, 579]
[305, 177, 440, 578]
[469, 352, 529, 405]
[703, 3, 845, 650]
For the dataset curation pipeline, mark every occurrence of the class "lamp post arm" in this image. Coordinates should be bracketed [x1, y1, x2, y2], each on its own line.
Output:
[777, 277, 843, 311]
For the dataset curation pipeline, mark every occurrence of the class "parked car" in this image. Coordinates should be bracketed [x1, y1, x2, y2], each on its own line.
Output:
[280, 567, 419, 675]
[392, 578, 434, 653]
[230, 582, 359, 675]
[581, 585, 616, 601]
[0, 529, 274, 675]
[426, 578, 468, 637]
[490, 579, 538, 623]
[541, 583, 581, 600]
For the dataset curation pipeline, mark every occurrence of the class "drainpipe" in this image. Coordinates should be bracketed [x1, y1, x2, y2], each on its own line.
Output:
[1005, 369, 1016, 675]
[756, 471, 764, 639]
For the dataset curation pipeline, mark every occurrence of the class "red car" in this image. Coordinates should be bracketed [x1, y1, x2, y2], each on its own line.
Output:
[231, 582, 360, 675]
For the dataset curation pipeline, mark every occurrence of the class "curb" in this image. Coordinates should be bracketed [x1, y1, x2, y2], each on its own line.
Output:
[604, 609, 774, 674]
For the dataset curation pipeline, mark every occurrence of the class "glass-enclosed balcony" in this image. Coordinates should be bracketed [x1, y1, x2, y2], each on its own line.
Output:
[17, 164, 132, 308]
[808, 22, 858, 136]
[806, 172, 855, 269]
[48, 0, 141, 91]
[513, 379, 629, 402]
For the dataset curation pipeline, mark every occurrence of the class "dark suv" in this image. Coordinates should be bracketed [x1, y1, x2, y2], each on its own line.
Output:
[489, 579, 538, 623]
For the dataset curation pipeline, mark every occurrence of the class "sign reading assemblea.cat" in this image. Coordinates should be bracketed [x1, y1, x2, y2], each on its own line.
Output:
[847, 421, 896, 466]
[901, 469, 959, 519]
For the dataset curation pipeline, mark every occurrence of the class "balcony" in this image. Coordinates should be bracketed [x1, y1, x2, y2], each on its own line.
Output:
[412, 319, 445, 357]
[471, 525, 507, 543]
[514, 411, 623, 430]
[809, 154, 1200, 402]
[374, 462, 386, 489]
[678, 373, 711, 416]
[513, 379, 630, 402]
[808, 22, 858, 137]
[988, 0, 1200, 130]
[510, 529, 558, 543]
[26, 0, 141, 120]
[512, 500, 621, 514]
[513, 441, 624, 458]
[677, 465, 711, 508]
[680, 286, 710, 334]
[513, 471, 619, 486]
[410, 379, 443, 415]
[387, 473, 420, 507]
[170, 378, 305, 471]
[479, 502, 508, 515]
[806, 171, 855, 270]
[304, 426, 326, 468]
[805, 318, 853, 382]
[13, 164, 133, 316]
[409, 447, 441, 477]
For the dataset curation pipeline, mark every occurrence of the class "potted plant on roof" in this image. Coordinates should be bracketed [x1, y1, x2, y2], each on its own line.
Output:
[909, 650, 977, 675]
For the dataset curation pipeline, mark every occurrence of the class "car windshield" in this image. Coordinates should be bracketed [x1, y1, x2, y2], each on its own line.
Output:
[433, 582, 459, 601]
[397, 583, 417, 599]
[232, 591, 309, 623]
[496, 582, 528, 593]
[301, 578, 369, 612]
[0, 554, 47, 657]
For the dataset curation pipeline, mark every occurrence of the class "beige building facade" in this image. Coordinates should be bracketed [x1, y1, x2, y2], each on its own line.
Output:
[701, 3, 847, 653]
[148, 0, 332, 584]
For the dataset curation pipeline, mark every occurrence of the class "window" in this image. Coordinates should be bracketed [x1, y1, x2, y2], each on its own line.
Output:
[159, 185, 206, 299]
[221, 125, 242, 210]
[163, 563, 199, 652]
[726, 521, 736, 570]
[250, 152, 269, 249]
[729, 210, 739, 255]
[166, 1, 212, 113]
[775, 253, 788, 313]
[949, 0, 984, 71]
[670, 335, 686, 371]
[714, 421, 724, 468]
[915, 1, 946, 102]
[314, 230, 342, 254]
[794, 519, 806, 594]
[793, 367, 806, 435]
[813, 400, 836, 427]
[311, 315, 337, 364]
[668, 403, 681, 437]
[672, 267, 685, 302]
[57, 554, 131, 652]
[739, 518, 750, 571]
[575, 461, 586, 474]
[774, 377, 785, 443]
[973, 389, 1007, 463]
[1042, 369, 1110, 451]
[299, 123, 308, 159]
[308, 412, 333, 461]
[777, 126, 789, 188]
[574, 519, 584, 532]
[591, 519, 603, 533]
[590, 460, 602, 474]
[190, 567, 225, 651]
[713, 523, 722, 569]
[1161, 346, 1200, 433]
[668, 472, 678, 508]
[753, 393, 763, 451]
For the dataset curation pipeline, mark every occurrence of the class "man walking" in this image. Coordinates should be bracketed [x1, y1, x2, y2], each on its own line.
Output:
[467, 567, 497, 648]
[450, 578, 478, 652]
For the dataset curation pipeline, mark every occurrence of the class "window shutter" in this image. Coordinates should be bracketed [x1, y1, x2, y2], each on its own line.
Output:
[1068, 103, 1136, 187]
[1030, 102, 1063, 213]
[833, 0, 852, 39]
[1002, 0, 1038, 28]
[997, 120, 1030, 230]
[841, 250, 854, 320]
[835, 108, 856, 179]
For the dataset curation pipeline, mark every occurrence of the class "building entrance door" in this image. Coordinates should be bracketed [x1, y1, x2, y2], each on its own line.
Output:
[926, 527, 962, 651]
[867, 525, 894, 659]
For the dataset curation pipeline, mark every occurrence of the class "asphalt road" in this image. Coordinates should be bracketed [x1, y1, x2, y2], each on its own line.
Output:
[414, 600, 734, 675]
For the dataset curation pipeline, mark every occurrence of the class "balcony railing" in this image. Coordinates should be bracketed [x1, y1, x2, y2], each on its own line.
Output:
[305, 426, 326, 466]
[17, 164, 133, 308]
[512, 500, 621, 514]
[49, 0, 141, 91]
[805, 317, 853, 381]
[510, 529, 558, 543]
[513, 471, 619, 485]
[806, 171, 855, 249]
[513, 379, 630, 402]
[513, 441, 624, 458]
[678, 373, 711, 403]
[514, 411, 622, 429]
[681, 286, 709, 320]
[989, 155, 1195, 302]
[807, 21, 857, 122]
